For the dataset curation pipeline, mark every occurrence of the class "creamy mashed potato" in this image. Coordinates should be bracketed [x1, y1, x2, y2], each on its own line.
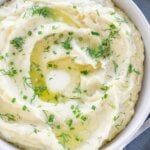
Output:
[0, 0, 144, 150]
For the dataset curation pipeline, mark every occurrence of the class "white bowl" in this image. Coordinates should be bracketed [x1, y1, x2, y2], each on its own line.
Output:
[0, 0, 150, 150]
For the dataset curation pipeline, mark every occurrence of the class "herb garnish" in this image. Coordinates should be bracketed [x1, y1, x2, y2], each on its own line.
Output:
[128, 64, 140, 75]
[113, 60, 119, 73]
[80, 70, 89, 75]
[91, 31, 100, 36]
[63, 38, 72, 50]
[0, 67, 17, 77]
[31, 6, 51, 18]
[88, 24, 119, 58]
[0, 113, 16, 121]
[10, 37, 25, 52]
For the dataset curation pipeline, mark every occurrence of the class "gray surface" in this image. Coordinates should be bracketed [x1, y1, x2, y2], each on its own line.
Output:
[133, 0, 150, 22]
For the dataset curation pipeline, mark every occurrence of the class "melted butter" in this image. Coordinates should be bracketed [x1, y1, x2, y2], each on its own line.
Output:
[45, 7, 80, 27]
[53, 119, 91, 149]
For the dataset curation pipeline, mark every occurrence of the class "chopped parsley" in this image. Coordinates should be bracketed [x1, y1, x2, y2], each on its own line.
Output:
[58, 133, 71, 145]
[113, 60, 119, 73]
[71, 105, 88, 122]
[63, 38, 72, 50]
[102, 93, 108, 100]
[101, 85, 109, 91]
[11, 98, 16, 103]
[48, 114, 55, 127]
[66, 119, 74, 130]
[0, 67, 17, 77]
[28, 31, 32, 36]
[80, 70, 89, 75]
[22, 105, 28, 111]
[31, 6, 52, 18]
[91, 31, 100, 36]
[0, 113, 16, 121]
[10, 37, 25, 52]
[88, 24, 119, 58]
[128, 64, 140, 75]
[73, 87, 82, 94]
[91, 105, 96, 110]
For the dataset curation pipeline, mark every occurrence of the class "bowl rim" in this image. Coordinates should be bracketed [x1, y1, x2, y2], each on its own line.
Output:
[104, 0, 150, 149]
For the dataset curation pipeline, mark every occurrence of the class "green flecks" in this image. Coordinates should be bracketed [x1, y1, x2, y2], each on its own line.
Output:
[58, 133, 71, 145]
[0, 68, 17, 77]
[11, 98, 16, 103]
[113, 60, 119, 73]
[71, 105, 88, 122]
[91, 31, 100, 36]
[113, 115, 119, 121]
[63, 38, 72, 50]
[66, 119, 74, 130]
[31, 6, 52, 18]
[23, 95, 28, 100]
[0, 113, 16, 122]
[128, 64, 140, 75]
[48, 114, 55, 127]
[101, 85, 109, 100]
[28, 31, 32, 36]
[73, 87, 82, 94]
[101, 85, 109, 91]
[10, 37, 25, 52]
[88, 24, 119, 58]
[80, 70, 89, 75]
[33, 128, 40, 133]
[102, 93, 108, 100]
[22, 105, 28, 111]
[91, 105, 96, 110]
[0, 55, 4, 60]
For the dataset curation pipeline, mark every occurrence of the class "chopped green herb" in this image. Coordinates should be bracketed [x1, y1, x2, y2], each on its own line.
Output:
[11, 98, 16, 103]
[10, 37, 25, 51]
[0, 68, 17, 77]
[102, 93, 108, 100]
[56, 125, 61, 129]
[28, 31, 32, 36]
[91, 31, 100, 36]
[0, 55, 4, 60]
[81, 116, 87, 121]
[78, 37, 83, 41]
[101, 85, 109, 91]
[88, 24, 119, 58]
[91, 105, 96, 110]
[113, 115, 119, 121]
[63, 38, 72, 50]
[68, 32, 74, 36]
[0, 113, 16, 121]
[58, 133, 71, 145]
[23, 95, 28, 100]
[113, 61, 119, 73]
[73, 87, 82, 94]
[80, 70, 89, 75]
[22, 105, 28, 111]
[33, 128, 40, 133]
[38, 31, 42, 35]
[31, 6, 51, 18]
[48, 114, 55, 126]
[128, 64, 140, 75]
[66, 119, 74, 130]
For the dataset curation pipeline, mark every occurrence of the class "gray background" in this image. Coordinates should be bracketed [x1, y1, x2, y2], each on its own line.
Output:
[133, 0, 150, 22]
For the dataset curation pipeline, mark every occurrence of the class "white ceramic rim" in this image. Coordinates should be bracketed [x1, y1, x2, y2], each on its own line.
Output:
[0, 0, 150, 150]
[104, 0, 150, 149]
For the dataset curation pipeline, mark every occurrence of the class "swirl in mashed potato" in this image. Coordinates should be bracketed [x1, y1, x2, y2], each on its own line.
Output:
[0, 0, 144, 149]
